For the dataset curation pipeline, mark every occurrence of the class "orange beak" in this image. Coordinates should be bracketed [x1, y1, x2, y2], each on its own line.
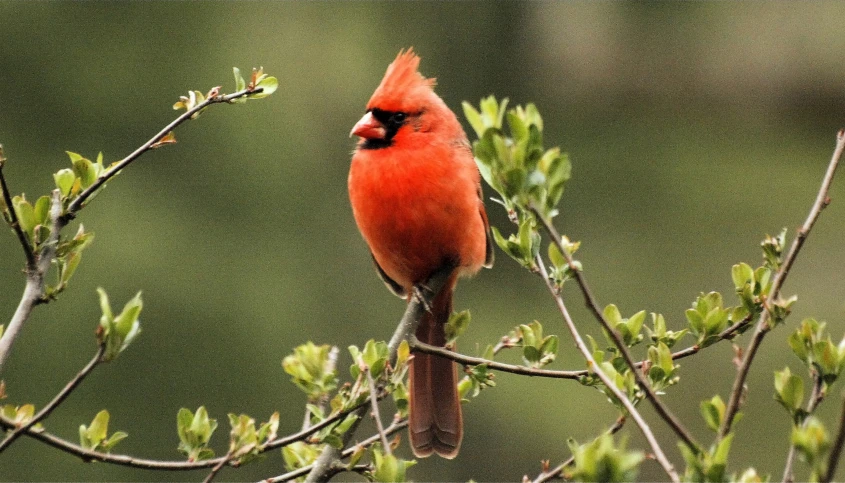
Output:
[350, 111, 386, 139]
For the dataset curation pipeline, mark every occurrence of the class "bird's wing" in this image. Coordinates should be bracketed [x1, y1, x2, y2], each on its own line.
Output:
[371, 253, 407, 297]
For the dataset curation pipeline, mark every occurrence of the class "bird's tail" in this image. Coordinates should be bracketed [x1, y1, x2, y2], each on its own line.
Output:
[408, 276, 462, 459]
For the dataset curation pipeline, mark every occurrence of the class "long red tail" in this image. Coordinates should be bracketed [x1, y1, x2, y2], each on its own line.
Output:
[408, 278, 462, 459]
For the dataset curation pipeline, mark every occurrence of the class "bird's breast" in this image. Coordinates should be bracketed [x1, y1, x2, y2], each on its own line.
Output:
[348, 143, 487, 289]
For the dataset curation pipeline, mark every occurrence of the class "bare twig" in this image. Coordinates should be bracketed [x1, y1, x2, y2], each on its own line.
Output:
[535, 256, 679, 482]
[532, 206, 701, 453]
[782, 374, 825, 483]
[64, 87, 263, 219]
[0, 342, 105, 452]
[203, 450, 232, 483]
[304, 265, 454, 483]
[821, 393, 845, 483]
[365, 366, 391, 455]
[264, 419, 409, 483]
[411, 337, 582, 379]
[530, 415, 627, 483]
[720, 130, 845, 439]
[0, 146, 36, 270]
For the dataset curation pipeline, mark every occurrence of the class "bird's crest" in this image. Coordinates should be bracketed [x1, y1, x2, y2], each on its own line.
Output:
[367, 48, 437, 112]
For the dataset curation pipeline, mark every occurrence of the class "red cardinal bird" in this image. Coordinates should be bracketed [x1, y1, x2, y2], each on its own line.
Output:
[348, 49, 493, 459]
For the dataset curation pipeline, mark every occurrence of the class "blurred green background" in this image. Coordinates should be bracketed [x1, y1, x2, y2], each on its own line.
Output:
[1, 2, 844, 481]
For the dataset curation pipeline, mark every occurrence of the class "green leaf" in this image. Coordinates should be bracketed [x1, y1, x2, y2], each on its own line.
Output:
[731, 263, 754, 291]
[462, 101, 485, 139]
[251, 76, 278, 98]
[774, 367, 804, 416]
[12, 196, 35, 238]
[700, 395, 726, 433]
[233, 67, 246, 92]
[445, 310, 471, 344]
[54, 168, 76, 197]
[71, 157, 97, 189]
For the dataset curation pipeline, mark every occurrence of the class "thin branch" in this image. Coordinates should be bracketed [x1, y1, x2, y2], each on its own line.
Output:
[203, 450, 233, 483]
[720, 129, 845, 439]
[0, 385, 381, 471]
[821, 393, 845, 483]
[264, 419, 409, 483]
[365, 367, 391, 455]
[304, 265, 454, 483]
[0, 147, 36, 270]
[0, 343, 105, 452]
[532, 206, 701, 452]
[64, 87, 262, 219]
[529, 415, 627, 483]
[0, 191, 62, 373]
[535, 256, 679, 482]
[411, 337, 582, 379]
[782, 373, 825, 483]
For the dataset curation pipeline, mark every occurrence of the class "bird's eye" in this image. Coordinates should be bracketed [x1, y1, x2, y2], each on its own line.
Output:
[391, 112, 407, 124]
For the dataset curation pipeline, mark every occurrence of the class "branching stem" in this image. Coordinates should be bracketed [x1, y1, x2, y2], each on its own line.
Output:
[821, 393, 845, 483]
[719, 130, 845, 439]
[535, 256, 679, 483]
[532, 206, 700, 453]
[0, 342, 105, 452]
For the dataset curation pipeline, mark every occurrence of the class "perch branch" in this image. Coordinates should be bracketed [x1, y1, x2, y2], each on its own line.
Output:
[265, 419, 409, 483]
[304, 265, 453, 483]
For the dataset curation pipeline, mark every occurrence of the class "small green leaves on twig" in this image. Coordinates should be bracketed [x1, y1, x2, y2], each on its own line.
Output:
[1, 404, 36, 428]
[96, 288, 142, 362]
[283, 342, 339, 403]
[463, 96, 571, 220]
[603, 305, 646, 348]
[788, 318, 845, 386]
[173, 67, 277, 119]
[369, 446, 416, 483]
[686, 292, 733, 348]
[45, 224, 94, 300]
[490, 215, 541, 270]
[679, 434, 734, 483]
[177, 406, 218, 462]
[645, 313, 688, 349]
[78, 410, 127, 452]
[700, 395, 727, 433]
[226, 412, 280, 465]
[547, 236, 581, 288]
[792, 416, 831, 480]
[761, 228, 787, 270]
[775, 367, 806, 423]
[444, 310, 471, 346]
[282, 441, 322, 476]
[518, 321, 559, 368]
[566, 434, 644, 483]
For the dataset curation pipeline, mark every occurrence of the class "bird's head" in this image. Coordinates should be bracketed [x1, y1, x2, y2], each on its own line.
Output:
[351, 48, 462, 150]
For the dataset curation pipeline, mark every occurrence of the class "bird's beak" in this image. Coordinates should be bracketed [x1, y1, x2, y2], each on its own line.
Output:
[350, 111, 386, 139]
